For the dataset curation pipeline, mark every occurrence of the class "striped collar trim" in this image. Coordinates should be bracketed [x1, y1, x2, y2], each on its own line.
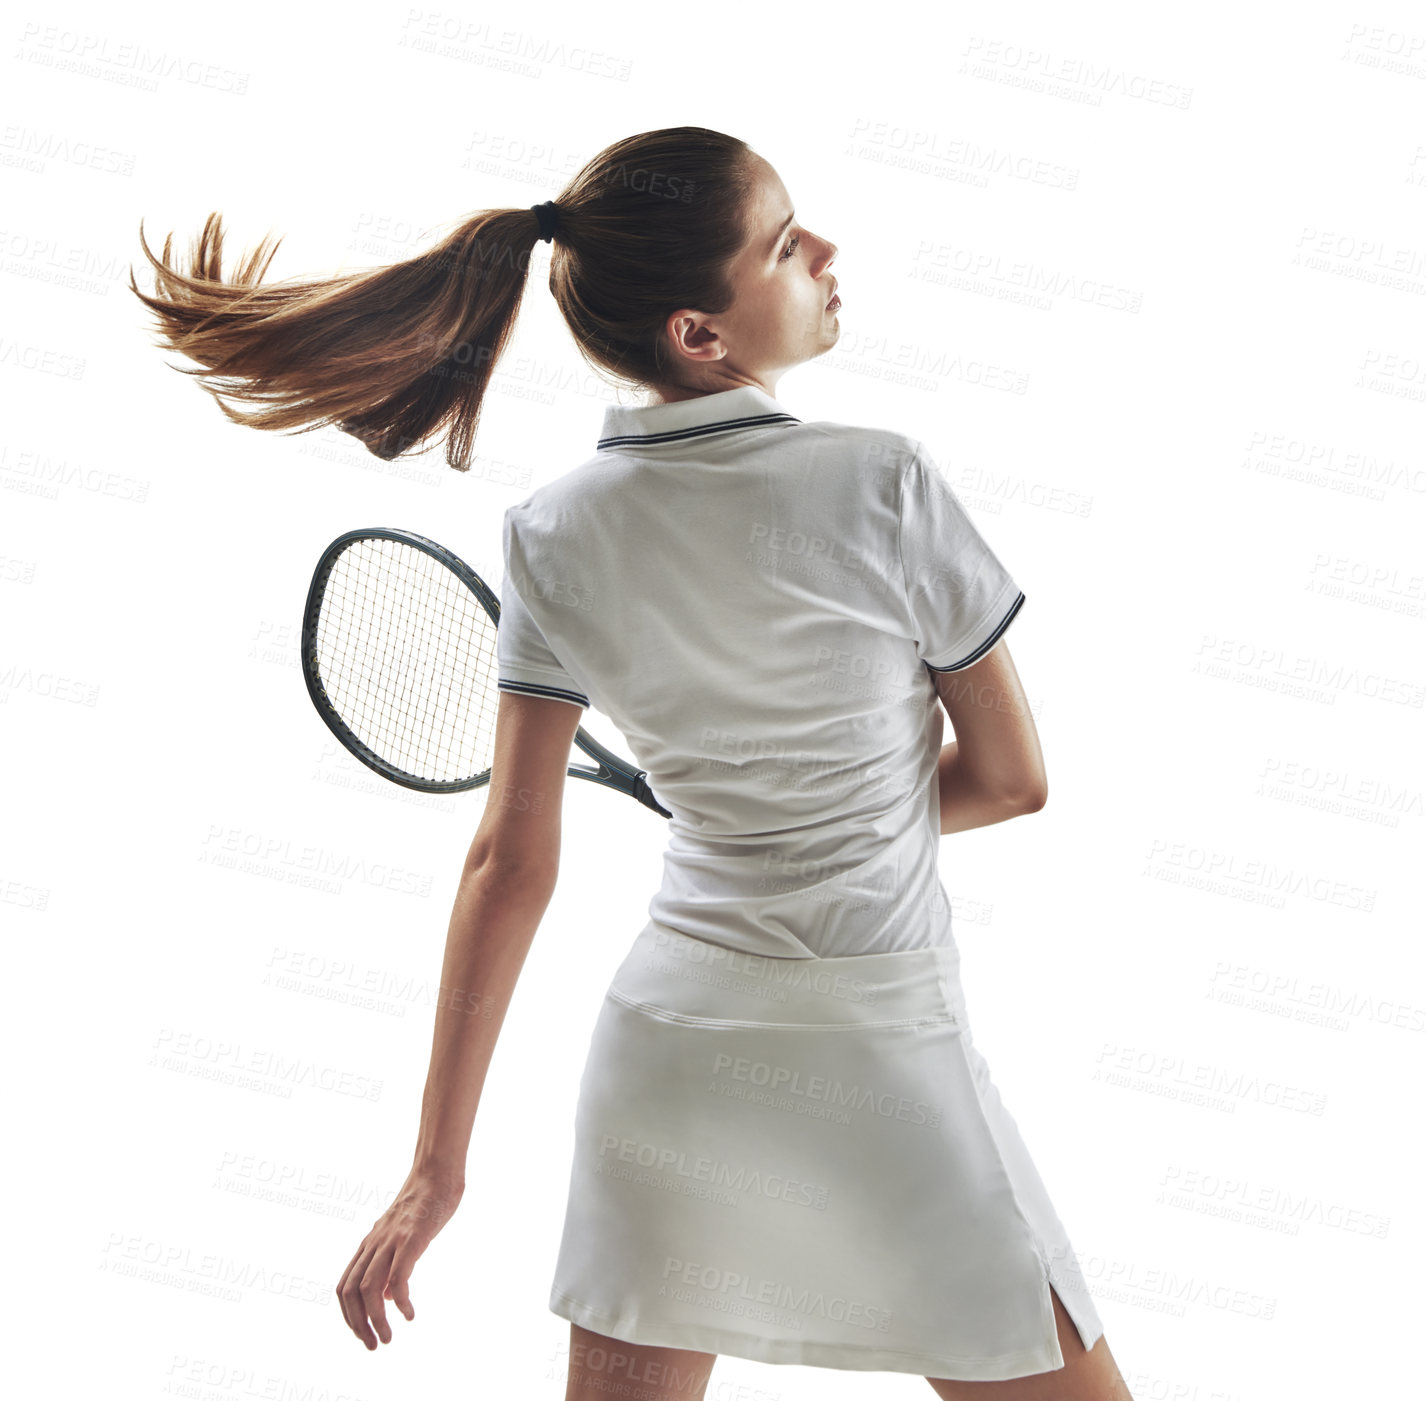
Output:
[597, 384, 800, 449]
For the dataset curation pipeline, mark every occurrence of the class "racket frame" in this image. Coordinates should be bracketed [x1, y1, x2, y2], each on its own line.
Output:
[301, 527, 671, 817]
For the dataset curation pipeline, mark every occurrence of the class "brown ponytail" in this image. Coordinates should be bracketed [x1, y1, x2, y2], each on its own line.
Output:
[129, 125, 758, 471]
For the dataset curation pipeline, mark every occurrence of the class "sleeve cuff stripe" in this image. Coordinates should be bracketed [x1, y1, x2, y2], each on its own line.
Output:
[923, 591, 1026, 673]
[497, 678, 590, 708]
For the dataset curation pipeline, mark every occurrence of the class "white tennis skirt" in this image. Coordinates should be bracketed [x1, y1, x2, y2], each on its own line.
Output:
[548, 919, 1105, 1381]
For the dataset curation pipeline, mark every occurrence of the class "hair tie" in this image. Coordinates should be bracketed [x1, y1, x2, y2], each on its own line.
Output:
[530, 201, 560, 244]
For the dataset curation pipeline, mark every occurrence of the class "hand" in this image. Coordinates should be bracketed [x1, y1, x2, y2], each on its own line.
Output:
[336, 1169, 464, 1349]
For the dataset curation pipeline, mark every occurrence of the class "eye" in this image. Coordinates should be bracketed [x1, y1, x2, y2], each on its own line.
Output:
[780, 233, 800, 262]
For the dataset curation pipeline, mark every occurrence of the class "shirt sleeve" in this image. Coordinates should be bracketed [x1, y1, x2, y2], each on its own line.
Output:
[495, 508, 591, 710]
[897, 444, 1026, 672]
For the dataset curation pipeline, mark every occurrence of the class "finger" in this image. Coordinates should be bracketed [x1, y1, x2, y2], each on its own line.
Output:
[360, 1244, 399, 1345]
[335, 1244, 364, 1339]
[337, 1242, 380, 1348]
[384, 1243, 420, 1323]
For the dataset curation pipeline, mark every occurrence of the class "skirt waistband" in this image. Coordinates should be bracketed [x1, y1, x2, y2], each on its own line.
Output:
[608, 920, 964, 1029]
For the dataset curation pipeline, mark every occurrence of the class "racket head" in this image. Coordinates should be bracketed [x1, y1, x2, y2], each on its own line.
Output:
[301, 528, 502, 793]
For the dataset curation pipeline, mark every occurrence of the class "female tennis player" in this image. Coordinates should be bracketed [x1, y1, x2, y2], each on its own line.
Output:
[131, 126, 1134, 1399]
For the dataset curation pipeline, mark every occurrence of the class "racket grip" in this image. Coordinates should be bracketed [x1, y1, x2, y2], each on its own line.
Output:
[632, 772, 673, 819]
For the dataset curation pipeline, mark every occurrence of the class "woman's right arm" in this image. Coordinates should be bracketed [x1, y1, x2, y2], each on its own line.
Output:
[335, 690, 586, 1350]
[932, 640, 1048, 836]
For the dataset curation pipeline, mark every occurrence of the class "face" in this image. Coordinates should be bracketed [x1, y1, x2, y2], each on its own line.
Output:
[651, 156, 839, 403]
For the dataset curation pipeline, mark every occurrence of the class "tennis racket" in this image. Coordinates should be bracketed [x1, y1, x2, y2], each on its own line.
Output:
[301, 527, 671, 817]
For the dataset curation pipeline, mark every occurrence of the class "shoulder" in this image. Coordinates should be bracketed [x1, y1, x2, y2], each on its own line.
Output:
[786, 416, 923, 466]
[781, 418, 927, 509]
[504, 451, 625, 527]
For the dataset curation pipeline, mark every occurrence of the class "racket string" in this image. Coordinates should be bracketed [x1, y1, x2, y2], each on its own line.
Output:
[314, 537, 500, 785]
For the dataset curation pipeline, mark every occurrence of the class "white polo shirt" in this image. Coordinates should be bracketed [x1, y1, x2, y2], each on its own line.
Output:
[496, 384, 1024, 959]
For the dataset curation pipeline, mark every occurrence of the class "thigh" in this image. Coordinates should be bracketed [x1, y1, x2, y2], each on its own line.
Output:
[925, 1282, 1133, 1401]
[566, 1321, 718, 1401]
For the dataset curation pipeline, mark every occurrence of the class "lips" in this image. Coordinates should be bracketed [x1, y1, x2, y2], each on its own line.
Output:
[826, 283, 839, 309]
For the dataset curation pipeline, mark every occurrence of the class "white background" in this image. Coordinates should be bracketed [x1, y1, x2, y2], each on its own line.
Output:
[3, 1, 1423, 1396]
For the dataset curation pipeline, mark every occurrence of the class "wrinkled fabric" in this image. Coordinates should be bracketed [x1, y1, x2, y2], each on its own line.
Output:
[495, 385, 1025, 959]
[549, 920, 1106, 1380]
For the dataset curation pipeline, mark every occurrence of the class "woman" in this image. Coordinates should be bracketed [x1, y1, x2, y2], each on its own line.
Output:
[131, 126, 1134, 1400]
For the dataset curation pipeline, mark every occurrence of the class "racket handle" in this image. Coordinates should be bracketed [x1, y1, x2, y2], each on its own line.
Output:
[570, 727, 672, 819]
[632, 772, 673, 820]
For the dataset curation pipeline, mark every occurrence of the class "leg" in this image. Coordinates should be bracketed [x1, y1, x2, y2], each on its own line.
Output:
[566, 1321, 718, 1401]
[925, 1282, 1134, 1400]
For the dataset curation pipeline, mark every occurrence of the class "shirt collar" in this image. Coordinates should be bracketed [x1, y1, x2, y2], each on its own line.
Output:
[597, 384, 800, 450]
